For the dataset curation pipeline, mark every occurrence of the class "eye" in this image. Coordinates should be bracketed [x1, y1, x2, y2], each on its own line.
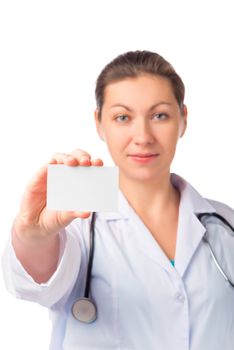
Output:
[152, 113, 168, 121]
[115, 114, 129, 122]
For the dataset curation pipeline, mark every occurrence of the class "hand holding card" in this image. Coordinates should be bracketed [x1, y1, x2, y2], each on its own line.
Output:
[13, 149, 107, 243]
[12, 149, 115, 283]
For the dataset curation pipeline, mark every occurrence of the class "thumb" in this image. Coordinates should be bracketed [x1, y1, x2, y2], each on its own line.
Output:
[59, 211, 91, 226]
[72, 211, 91, 219]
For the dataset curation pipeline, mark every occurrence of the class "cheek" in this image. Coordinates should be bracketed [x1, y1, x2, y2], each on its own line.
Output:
[159, 124, 178, 138]
[158, 125, 180, 152]
[104, 134, 124, 157]
[105, 128, 129, 147]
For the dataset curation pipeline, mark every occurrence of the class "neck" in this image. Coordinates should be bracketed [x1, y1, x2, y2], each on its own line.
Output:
[119, 172, 180, 219]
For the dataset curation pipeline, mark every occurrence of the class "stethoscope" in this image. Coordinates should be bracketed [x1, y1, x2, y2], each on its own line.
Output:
[72, 211, 234, 323]
[72, 211, 97, 324]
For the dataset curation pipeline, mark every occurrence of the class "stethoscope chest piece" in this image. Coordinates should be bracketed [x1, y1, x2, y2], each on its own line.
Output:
[72, 298, 97, 323]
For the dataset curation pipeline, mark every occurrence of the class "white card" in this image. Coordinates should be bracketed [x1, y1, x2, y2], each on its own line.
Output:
[47, 165, 119, 212]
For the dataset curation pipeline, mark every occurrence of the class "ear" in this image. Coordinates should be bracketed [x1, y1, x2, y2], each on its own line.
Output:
[179, 104, 188, 138]
[94, 109, 105, 141]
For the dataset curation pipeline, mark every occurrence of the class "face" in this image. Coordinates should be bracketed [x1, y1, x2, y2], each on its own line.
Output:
[95, 74, 187, 184]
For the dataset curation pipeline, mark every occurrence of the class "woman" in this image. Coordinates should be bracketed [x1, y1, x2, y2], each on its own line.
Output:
[2, 50, 234, 350]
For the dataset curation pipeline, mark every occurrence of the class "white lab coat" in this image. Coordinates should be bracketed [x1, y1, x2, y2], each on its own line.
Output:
[2, 173, 234, 350]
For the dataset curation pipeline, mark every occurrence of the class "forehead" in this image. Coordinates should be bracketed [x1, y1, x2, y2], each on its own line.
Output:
[103, 74, 177, 107]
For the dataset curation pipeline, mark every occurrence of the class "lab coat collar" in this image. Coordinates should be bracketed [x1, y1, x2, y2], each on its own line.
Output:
[170, 173, 216, 215]
[171, 173, 217, 277]
[97, 173, 218, 278]
[98, 173, 217, 221]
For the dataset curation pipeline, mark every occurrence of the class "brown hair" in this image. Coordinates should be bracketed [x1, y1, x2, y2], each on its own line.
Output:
[95, 50, 185, 121]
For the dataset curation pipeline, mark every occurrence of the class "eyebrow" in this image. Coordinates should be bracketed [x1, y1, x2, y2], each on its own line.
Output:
[110, 102, 172, 112]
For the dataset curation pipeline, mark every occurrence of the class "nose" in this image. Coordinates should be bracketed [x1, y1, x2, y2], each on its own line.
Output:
[132, 119, 155, 145]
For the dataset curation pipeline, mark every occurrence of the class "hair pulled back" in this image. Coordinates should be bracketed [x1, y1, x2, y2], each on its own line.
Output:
[95, 50, 185, 120]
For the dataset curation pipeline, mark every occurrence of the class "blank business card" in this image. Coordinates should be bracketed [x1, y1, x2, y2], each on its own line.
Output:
[47, 165, 119, 212]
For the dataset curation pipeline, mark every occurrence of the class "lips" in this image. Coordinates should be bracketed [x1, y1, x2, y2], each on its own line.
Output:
[128, 153, 160, 164]
[129, 153, 159, 157]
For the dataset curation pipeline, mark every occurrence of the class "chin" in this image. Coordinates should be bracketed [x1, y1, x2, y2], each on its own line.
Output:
[124, 168, 162, 182]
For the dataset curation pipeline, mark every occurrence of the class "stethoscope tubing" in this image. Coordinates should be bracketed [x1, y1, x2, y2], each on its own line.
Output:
[197, 212, 234, 233]
[198, 212, 234, 288]
[203, 237, 234, 286]
[84, 212, 96, 298]
[71, 212, 97, 323]
[72, 211, 234, 323]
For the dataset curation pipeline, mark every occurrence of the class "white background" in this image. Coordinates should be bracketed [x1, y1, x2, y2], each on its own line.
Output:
[0, 0, 233, 349]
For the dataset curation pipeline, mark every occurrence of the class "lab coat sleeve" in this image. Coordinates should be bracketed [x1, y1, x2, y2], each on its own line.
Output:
[1, 221, 83, 309]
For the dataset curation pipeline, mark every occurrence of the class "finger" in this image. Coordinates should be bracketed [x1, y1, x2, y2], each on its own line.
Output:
[73, 211, 91, 218]
[26, 164, 48, 192]
[50, 153, 69, 164]
[70, 149, 92, 166]
[71, 149, 91, 162]
[64, 155, 79, 166]
[48, 158, 57, 164]
[20, 163, 48, 215]
[91, 159, 104, 166]
[50, 156, 79, 167]
[49, 153, 80, 166]
[60, 211, 91, 224]
[79, 155, 92, 166]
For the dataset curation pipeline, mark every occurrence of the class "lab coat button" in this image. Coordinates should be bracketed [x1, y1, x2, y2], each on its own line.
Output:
[175, 292, 185, 302]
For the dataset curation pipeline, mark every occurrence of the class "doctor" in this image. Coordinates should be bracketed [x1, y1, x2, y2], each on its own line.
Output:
[2, 50, 234, 350]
